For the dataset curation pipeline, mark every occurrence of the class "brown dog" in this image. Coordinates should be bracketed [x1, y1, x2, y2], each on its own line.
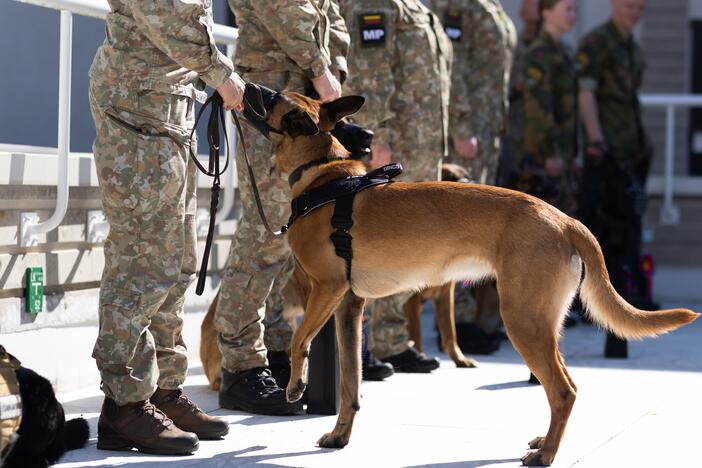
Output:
[238, 90, 697, 466]
[403, 163, 477, 367]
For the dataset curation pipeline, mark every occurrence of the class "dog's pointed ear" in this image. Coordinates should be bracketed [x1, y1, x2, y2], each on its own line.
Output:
[321, 96, 365, 125]
[280, 109, 320, 138]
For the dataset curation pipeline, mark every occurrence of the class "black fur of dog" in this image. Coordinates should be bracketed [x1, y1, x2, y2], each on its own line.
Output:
[1, 367, 89, 468]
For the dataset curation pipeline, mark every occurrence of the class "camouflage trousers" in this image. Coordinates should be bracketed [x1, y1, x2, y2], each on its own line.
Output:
[368, 148, 442, 359]
[89, 86, 197, 405]
[214, 71, 308, 373]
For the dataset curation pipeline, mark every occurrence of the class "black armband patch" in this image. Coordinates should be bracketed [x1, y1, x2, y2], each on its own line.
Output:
[444, 9, 463, 42]
[358, 13, 386, 47]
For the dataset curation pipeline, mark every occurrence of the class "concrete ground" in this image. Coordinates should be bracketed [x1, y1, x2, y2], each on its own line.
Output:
[54, 303, 701, 468]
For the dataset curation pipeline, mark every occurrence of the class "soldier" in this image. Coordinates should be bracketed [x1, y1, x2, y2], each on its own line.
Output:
[519, 0, 579, 214]
[500, 0, 540, 188]
[214, 0, 350, 414]
[89, 0, 244, 454]
[340, 0, 452, 374]
[577, 0, 652, 357]
[426, 0, 516, 354]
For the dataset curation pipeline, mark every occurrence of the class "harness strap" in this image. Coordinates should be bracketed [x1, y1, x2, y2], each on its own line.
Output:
[330, 194, 355, 280]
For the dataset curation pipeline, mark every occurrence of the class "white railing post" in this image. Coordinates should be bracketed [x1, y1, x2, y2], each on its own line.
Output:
[21, 9, 72, 246]
[661, 105, 681, 225]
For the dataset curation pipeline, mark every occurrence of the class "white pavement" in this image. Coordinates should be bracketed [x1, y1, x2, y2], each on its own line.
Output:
[55, 303, 702, 468]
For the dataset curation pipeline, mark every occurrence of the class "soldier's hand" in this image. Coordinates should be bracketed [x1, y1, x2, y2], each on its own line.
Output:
[585, 142, 606, 165]
[545, 157, 565, 177]
[312, 68, 342, 103]
[217, 73, 246, 111]
[370, 143, 392, 169]
[453, 137, 478, 160]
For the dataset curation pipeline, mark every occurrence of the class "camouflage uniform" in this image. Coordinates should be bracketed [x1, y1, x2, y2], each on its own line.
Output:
[89, 0, 234, 405]
[215, 0, 349, 372]
[341, 0, 452, 358]
[576, 20, 653, 302]
[520, 30, 578, 215]
[427, 0, 516, 185]
[500, 33, 535, 188]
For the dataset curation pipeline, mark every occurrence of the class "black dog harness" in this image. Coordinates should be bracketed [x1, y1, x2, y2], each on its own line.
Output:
[285, 163, 403, 280]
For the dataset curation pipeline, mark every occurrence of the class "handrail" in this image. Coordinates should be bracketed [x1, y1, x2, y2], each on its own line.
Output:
[10, 0, 238, 246]
[639, 94, 702, 226]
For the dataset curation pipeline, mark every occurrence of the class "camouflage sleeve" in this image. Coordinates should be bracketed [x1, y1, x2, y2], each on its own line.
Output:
[128, 0, 234, 89]
[453, 6, 504, 140]
[328, 1, 351, 83]
[523, 52, 559, 164]
[251, 1, 332, 79]
[576, 35, 600, 92]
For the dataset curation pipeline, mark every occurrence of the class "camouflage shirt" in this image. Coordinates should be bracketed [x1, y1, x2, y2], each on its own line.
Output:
[340, 0, 453, 158]
[229, 0, 350, 82]
[523, 31, 577, 165]
[89, 0, 235, 103]
[577, 20, 651, 161]
[425, 0, 516, 140]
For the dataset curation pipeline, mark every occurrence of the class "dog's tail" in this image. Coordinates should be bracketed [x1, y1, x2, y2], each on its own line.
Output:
[64, 417, 90, 451]
[567, 220, 698, 339]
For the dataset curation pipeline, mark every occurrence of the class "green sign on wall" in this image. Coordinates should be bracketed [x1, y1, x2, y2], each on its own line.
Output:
[25, 267, 43, 314]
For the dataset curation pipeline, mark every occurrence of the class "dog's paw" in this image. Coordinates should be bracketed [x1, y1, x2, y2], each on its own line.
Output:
[286, 379, 306, 403]
[454, 357, 478, 368]
[521, 449, 554, 466]
[528, 436, 546, 450]
[317, 432, 349, 449]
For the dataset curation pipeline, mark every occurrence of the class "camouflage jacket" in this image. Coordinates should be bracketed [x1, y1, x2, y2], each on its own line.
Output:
[425, 0, 516, 140]
[522, 31, 577, 165]
[577, 20, 651, 161]
[340, 0, 452, 158]
[89, 0, 235, 103]
[230, 0, 350, 82]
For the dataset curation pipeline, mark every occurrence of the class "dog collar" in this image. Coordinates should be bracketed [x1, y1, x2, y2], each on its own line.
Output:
[288, 156, 348, 187]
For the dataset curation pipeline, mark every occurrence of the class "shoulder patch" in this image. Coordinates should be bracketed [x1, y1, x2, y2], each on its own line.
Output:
[526, 66, 544, 87]
[576, 52, 590, 67]
[358, 13, 386, 48]
[444, 9, 463, 42]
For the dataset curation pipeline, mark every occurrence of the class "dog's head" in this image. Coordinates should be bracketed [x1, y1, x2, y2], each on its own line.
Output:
[242, 84, 365, 173]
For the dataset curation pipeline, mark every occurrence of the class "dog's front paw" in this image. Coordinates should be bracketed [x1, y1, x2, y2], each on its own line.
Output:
[286, 379, 306, 403]
[528, 436, 546, 450]
[521, 449, 554, 466]
[317, 432, 349, 449]
[454, 357, 478, 368]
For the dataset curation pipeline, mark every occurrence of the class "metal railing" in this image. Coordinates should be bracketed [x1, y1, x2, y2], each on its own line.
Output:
[8, 0, 239, 246]
[640, 94, 702, 226]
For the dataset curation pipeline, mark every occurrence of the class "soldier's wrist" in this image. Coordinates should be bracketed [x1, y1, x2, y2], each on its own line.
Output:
[201, 53, 235, 90]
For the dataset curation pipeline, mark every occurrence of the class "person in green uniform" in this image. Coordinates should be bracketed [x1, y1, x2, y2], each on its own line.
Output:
[520, 0, 578, 215]
[577, 0, 653, 357]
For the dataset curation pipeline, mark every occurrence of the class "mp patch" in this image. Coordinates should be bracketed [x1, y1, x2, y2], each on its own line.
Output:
[444, 9, 463, 42]
[358, 13, 386, 47]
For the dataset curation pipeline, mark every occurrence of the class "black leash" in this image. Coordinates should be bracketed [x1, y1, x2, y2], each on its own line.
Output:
[189, 91, 285, 296]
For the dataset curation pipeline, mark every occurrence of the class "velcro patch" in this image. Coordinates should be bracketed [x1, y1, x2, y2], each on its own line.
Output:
[359, 13, 386, 47]
[444, 9, 463, 42]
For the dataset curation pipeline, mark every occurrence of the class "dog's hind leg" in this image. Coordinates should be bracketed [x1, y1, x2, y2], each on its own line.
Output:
[434, 282, 477, 368]
[286, 281, 348, 404]
[317, 291, 365, 449]
[404, 292, 424, 352]
[498, 276, 577, 466]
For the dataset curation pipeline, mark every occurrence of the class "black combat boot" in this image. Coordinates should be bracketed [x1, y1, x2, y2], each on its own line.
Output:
[97, 397, 199, 455]
[381, 347, 440, 373]
[152, 388, 229, 439]
[362, 352, 395, 381]
[267, 351, 292, 388]
[219, 367, 303, 415]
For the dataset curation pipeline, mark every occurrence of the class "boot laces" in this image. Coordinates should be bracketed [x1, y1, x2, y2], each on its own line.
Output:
[137, 400, 173, 427]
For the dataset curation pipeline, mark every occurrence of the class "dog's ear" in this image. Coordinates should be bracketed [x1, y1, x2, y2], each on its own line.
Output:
[321, 96, 366, 125]
[280, 109, 320, 137]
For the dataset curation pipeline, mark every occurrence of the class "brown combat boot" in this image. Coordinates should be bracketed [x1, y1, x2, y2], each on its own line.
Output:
[97, 397, 199, 455]
[152, 388, 229, 439]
